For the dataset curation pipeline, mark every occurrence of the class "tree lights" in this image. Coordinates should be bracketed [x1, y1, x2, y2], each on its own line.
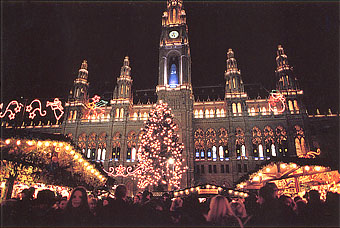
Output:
[135, 101, 186, 190]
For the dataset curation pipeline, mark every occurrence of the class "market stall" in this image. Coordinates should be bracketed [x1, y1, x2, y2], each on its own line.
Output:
[236, 161, 340, 200]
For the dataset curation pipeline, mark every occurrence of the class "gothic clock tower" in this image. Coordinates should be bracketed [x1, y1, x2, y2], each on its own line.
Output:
[157, 0, 194, 188]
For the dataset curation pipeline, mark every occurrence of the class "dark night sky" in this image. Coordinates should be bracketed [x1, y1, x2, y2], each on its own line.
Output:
[2, 1, 339, 114]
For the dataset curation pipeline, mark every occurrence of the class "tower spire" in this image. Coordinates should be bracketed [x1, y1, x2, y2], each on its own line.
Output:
[113, 56, 133, 101]
[163, 0, 185, 26]
[69, 59, 89, 103]
[225, 49, 245, 95]
[275, 45, 298, 91]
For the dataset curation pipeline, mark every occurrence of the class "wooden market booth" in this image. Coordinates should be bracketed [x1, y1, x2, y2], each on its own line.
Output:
[236, 159, 340, 200]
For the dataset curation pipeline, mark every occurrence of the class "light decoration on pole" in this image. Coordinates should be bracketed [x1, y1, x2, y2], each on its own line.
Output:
[268, 90, 286, 114]
[135, 101, 186, 190]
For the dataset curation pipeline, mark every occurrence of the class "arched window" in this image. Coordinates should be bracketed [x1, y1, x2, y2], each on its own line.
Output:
[218, 146, 224, 160]
[216, 109, 220, 117]
[235, 127, 245, 159]
[232, 103, 237, 114]
[276, 126, 288, 157]
[87, 149, 91, 159]
[73, 110, 77, 120]
[120, 108, 124, 119]
[133, 112, 138, 120]
[288, 100, 294, 113]
[210, 109, 214, 118]
[295, 125, 307, 157]
[143, 112, 148, 120]
[194, 110, 199, 118]
[131, 147, 136, 162]
[294, 100, 299, 112]
[199, 110, 203, 118]
[241, 145, 246, 157]
[233, 78, 236, 88]
[262, 107, 266, 115]
[205, 109, 209, 118]
[68, 111, 73, 120]
[115, 108, 119, 119]
[237, 103, 242, 114]
[259, 144, 264, 158]
[212, 146, 217, 161]
[221, 108, 225, 117]
[251, 107, 255, 116]
[271, 144, 276, 157]
[120, 85, 124, 95]
[200, 149, 205, 159]
[101, 148, 106, 160]
[97, 148, 102, 161]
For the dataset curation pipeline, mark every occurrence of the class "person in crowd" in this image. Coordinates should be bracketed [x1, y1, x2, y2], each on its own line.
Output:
[169, 197, 183, 225]
[231, 200, 250, 226]
[89, 198, 98, 216]
[14, 188, 35, 226]
[103, 184, 133, 226]
[162, 192, 172, 211]
[59, 196, 68, 210]
[242, 193, 258, 226]
[324, 191, 339, 226]
[277, 194, 298, 226]
[206, 195, 242, 227]
[305, 190, 327, 226]
[30, 189, 58, 226]
[61, 186, 95, 226]
[141, 190, 153, 205]
[295, 196, 309, 226]
[180, 193, 209, 226]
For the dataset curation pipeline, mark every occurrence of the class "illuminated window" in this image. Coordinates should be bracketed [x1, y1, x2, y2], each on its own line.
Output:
[233, 78, 236, 89]
[216, 109, 220, 117]
[127, 147, 131, 161]
[271, 144, 276, 157]
[219, 146, 224, 159]
[273, 107, 278, 115]
[68, 111, 73, 120]
[259, 144, 264, 158]
[120, 85, 124, 95]
[207, 148, 212, 159]
[101, 148, 106, 160]
[133, 112, 138, 120]
[126, 85, 129, 95]
[112, 146, 120, 161]
[221, 109, 225, 117]
[199, 110, 203, 118]
[288, 100, 294, 113]
[97, 148, 102, 161]
[143, 112, 148, 120]
[224, 146, 229, 159]
[241, 145, 246, 157]
[200, 149, 205, 159]
[237, 103, 242, 114]
[120, 108, 124, 119]
[91, 148, 96, 160]
[194, 110, 199, 118]
[212, 146, 217, 161]
[131, 147, 136, 162]
[195, 149, 200, 159]
[251, 107, 255, 116]
[87, 149, 91, 159]
[115, 108, 119, 119]
[232, 103, 237, 114]
[236, 144, 241, 158]
[210, 109, 214, 118]
[262, 107, 266, 115]
[205, 109, 209, 118]
[294, 100, 299, 112]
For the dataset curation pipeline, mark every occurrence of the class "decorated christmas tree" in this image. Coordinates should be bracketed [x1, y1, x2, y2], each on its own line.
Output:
[136, 101, 186, 190]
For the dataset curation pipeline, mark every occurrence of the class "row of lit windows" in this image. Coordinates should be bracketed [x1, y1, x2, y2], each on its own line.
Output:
[81, 146, 137, 162]
[194, 109, 226, 118]
[195, 164, 248, 174]
[195, 144, 287, 161]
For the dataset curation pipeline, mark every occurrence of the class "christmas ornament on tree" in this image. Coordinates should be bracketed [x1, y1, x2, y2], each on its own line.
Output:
[136, 101, 186, 190]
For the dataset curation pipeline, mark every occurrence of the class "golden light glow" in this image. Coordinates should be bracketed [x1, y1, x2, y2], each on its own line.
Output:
[266, 168, 271, 172]
[206, 184, 210, 189]
[315, 166, 321, 171]
[218, 187, 222, 191]
[65, 145, 70, 150]
[16, 140, 21, 146]
[305, 166, 310, 171]
[44, 142, 50, 147]
[27, 141, 34, 146]
[70, 150, 75, 155]
[37, 141, 42, 146]
[5, 139, 11, 144]
[91, 169, 95, 173]
[291, 163, 297, 168]
[228, 190, 233, 194]
[190, 188, 194, 192]
[281, 164, 287, 169]
[253, 176, 260, 181]
[74, 154, 79, 160]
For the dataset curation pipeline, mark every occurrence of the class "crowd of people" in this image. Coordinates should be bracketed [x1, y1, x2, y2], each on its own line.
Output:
[1, 183, 339, 227]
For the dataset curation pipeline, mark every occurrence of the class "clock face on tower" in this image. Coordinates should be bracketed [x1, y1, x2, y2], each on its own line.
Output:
[169, 30, 179, 39]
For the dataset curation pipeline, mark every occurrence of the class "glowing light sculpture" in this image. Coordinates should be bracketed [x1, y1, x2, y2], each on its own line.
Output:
[268, 90, 286, 114]
[0, 101, 24, 120]
[135, 102, 186, 190]
[26, 99, 47, 119]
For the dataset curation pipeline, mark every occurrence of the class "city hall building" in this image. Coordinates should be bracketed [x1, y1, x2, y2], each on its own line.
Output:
[2, 0, 338, 193]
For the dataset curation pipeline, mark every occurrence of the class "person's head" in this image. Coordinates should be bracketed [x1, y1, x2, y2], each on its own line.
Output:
[133, 194, 141, 204]
[279, 195, 294, 209]
[207, 195, 235, 223]
[20, 189, 30, 200]
[162, 192, 170, 201]
[89, 198, 97, 212]
[307, 190, 322, 204]
[115, 184, 127, 200]
[36, 189, 56, 209]
[170, 197, 183, 212]
[142, 190, 152, 203]
[258, 183, 278, 204]
[231, 201, 247, 218]
[294, 196, 302, 202]
[59, 197, 68, 210]
[66, 186, 89, 210]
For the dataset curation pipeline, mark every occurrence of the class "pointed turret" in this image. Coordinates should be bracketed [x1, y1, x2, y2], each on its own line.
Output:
[275, 45, 298, 91]
[225, 49, 245, 95]
[69, 60, 89, 103]
[113, 56, 133, 101]
[162, 0, 185, 26]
